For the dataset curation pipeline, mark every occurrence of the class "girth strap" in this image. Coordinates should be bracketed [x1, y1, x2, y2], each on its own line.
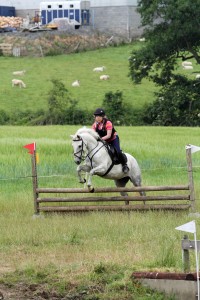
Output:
[101, 161, 115, 177]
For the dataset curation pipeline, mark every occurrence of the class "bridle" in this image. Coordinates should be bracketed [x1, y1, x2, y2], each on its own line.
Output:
[73, 136, 105, 166]
[73, 138, 86, 161]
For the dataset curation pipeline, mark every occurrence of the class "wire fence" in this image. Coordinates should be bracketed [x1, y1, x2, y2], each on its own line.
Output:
[1, 165, 200, 182]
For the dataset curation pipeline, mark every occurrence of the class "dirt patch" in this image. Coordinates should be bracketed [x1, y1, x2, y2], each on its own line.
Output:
[0, 283, 60, 300]
[0, 283, 103, 300]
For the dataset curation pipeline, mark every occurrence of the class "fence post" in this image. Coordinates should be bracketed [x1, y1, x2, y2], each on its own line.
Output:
[186, 146, 195, 212]
[182, 235, 190, 273]
[31, 148, 39, 215]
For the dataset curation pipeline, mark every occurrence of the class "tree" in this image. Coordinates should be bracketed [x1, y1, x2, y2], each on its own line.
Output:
[129, 0, 200, 126]
[47, 79, 71, 124]
[46, 79, 91, 125]
[129, 0, 200, 85]
[102, 91, 125, 122]
[142, 75, 200, 126]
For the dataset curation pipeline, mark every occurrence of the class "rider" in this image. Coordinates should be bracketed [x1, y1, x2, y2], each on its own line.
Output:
[92, 108, 129, 174]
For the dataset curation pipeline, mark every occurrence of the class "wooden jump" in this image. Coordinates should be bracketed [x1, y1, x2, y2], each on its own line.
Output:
[31, 146, 195, 214]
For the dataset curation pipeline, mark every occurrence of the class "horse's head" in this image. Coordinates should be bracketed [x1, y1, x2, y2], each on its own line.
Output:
[70, 134, 86, 165]
[70, 128, 99, 165]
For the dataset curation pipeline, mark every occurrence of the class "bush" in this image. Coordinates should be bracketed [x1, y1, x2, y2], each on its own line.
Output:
[141, 75, 200, 126]
[9, 109, 46, 125]
[0, 110, 10, 125]
[101, 90, 144, 126]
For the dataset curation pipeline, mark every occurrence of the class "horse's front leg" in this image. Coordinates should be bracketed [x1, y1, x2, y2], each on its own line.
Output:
[87, 165, 107, 191]
[77, 164, 91, 184]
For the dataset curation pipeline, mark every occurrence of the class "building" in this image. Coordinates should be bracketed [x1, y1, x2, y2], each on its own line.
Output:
[90, 0, 141, 38]
[0, 0, 142, 37]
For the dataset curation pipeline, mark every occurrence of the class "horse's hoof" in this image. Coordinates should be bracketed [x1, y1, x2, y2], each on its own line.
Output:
[88, 186, 95, 193]
[79, 179, 86, 184]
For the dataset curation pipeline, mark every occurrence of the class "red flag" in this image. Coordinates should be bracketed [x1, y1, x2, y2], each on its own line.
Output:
[23, 142, 36, 155]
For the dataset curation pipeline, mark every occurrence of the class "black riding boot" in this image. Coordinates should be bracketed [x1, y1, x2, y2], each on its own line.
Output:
[118, 152, 129, 174]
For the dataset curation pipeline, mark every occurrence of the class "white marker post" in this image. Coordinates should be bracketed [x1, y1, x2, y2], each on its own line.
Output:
[176, 220, 199, 300]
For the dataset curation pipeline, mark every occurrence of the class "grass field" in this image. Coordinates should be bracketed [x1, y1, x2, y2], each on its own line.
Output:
[1, 125, 200, 299]
[1, 43, 157, 114]
[1, 42, 198, 119]
[1, 42, 200, 298]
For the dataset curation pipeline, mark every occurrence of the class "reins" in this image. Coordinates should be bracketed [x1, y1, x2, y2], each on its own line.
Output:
[86, 142, 105, 168]
[73, 136, 114, 175]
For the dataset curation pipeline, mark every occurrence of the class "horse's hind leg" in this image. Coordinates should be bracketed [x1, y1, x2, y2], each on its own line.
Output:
[129, 174, 146, 204]
[115, 177, 130, 205]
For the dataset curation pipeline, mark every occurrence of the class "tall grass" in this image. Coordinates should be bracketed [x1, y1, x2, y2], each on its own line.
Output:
[0, 125, 200, 298]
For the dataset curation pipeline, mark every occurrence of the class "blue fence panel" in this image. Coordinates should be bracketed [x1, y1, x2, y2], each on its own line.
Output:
[41, 10, 46, 25]
[0, 6, 15, 17]
[53, 10, 57, 19]
[64, 10, 68, 18]
[75, 9, 80, 22]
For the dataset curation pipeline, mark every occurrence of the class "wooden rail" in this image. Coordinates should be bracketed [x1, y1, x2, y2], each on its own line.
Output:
[30, 146, 195, 215]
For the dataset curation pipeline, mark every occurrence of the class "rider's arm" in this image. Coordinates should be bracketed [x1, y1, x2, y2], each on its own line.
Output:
[102, 129, 112, 141]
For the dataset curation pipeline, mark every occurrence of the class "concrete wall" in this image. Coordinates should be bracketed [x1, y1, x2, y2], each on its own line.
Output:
[90, 0, 138, 6]
[141, 278, 197, 300]
[90, 6, 142, 38]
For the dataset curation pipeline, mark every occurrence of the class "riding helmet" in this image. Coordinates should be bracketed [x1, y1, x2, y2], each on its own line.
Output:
[94, 108, 105, 116]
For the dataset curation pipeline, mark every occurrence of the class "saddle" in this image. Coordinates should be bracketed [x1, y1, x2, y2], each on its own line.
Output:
[105, 143, 127, 165]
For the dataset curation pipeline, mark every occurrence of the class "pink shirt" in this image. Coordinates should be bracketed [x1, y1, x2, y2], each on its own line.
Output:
[92, 119, 116, 143]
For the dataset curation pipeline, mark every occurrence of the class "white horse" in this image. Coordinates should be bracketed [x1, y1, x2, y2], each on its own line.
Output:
[70, 127, 145, 197]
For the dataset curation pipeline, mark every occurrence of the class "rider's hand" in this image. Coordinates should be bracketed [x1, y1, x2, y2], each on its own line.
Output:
[101, 139, 107, 145]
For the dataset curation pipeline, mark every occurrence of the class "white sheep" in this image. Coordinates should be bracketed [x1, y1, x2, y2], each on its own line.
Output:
[196, 74, 200, 79]
[12, 79, 26, 88]
[12, 70, 26, 76]
[72, 80, 80, 87]
[93, 66, 106, 72]
[182, 61, 192, 67]
[100, 75, 110, 80]
[182, 65, 193, 70]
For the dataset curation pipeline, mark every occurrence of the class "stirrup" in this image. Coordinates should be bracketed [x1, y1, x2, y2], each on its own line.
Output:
[122, 164, 129, 173]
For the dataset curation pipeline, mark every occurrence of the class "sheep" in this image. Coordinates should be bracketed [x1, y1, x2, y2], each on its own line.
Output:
[72, 80, 80, 87]
[12, 70, 26, 76]
[182, 65, 193, 70]
[196, 74, 200, 79]
[182, 61, 192, 67]
[12, 79, 26, 88]
[93, 66, 106, 72]
[100, 75, 110, 80]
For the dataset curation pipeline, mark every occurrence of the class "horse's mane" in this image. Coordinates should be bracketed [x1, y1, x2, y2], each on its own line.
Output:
[75, 127, 99, 140]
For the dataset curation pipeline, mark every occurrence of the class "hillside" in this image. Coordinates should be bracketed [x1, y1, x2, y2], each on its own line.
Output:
[0, 33, 157, 115]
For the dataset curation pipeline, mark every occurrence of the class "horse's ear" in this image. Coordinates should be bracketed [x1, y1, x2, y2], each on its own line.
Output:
[70, 135, 74, 139]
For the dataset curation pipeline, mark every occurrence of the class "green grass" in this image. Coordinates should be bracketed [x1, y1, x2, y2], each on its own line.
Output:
[1, 125, 200, 298]
[0, 43, 158, 114]
[1, 41, 200, 297]
[1, 42, 199, 119]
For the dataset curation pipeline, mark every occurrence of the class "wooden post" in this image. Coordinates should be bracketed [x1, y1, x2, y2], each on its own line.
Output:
[186, 146, 195, 212]
[182, 235, 190, 273]
[31, 148, 39, 215]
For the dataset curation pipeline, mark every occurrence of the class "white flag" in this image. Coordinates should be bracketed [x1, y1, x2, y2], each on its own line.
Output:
[175, 220, 196, 234]
[185, 144, 200, 154]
